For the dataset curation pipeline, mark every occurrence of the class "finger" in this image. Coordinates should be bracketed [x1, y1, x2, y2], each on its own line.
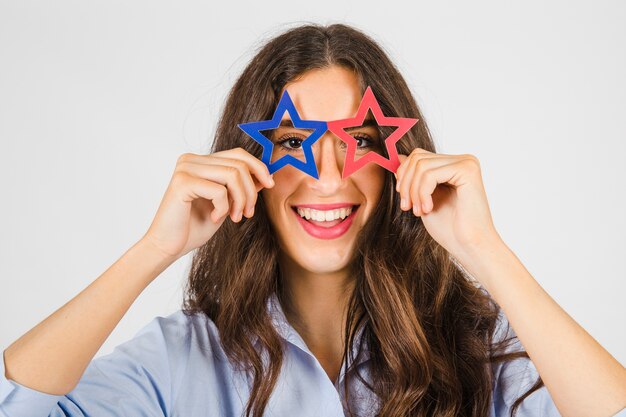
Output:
[181, 175, 231, 223]
[179, 150, 275, 189]
[408, 156, 459, 215]
[395, 153, 409, 182]
[395, 152, 419, 184]
[179, 153, 270, 217]
[397, 153, 439, 210]
[396, 149, 439, 185]
[412, 159, 465, 215]
[199, 156, 258, 217]
[220, 147, 275, 188]
[176, 163, 247, 222]
[398, 154, 418, 210]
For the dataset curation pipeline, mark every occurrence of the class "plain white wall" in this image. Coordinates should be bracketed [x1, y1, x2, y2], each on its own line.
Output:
[1, 0, 624, 366]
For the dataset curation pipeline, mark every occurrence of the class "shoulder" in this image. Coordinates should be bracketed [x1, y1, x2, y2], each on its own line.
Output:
[141, 309, 216, 344]
[91, 309, 228, 391]
[84, 310, 230, 411]
[139, 310, 253, 411]
[128, 309, 226, 363]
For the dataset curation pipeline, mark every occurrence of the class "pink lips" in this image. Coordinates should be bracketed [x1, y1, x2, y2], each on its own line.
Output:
[292, 202, 354, 210]
[292, 204, 359, 240]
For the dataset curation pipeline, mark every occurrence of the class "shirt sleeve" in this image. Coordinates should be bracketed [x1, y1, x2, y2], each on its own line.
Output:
[0, 314, 179, 417]
[489, 309, 560, 417]
[490, 311, 626, 417]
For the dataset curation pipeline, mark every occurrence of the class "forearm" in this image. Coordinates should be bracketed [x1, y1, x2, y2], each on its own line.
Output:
[2, 238, 176, 396]
[456, 239, 626, 417]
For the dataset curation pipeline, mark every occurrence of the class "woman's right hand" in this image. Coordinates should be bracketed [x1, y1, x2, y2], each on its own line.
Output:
[141, 147, 275, 261]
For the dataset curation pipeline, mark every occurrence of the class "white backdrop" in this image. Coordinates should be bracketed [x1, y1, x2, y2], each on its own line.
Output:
[1, 1, 624, 365]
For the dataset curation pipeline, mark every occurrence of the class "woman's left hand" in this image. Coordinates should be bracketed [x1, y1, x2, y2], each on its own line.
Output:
[395, 148, 503, 259]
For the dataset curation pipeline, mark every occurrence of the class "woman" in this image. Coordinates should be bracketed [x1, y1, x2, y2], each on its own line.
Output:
[1, 23, 625, 417]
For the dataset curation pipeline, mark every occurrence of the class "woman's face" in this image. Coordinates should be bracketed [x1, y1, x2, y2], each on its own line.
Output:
[261, 65, 385, 275]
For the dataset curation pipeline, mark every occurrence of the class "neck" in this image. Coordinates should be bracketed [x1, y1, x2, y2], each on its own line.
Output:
[277, 252, 355, 381]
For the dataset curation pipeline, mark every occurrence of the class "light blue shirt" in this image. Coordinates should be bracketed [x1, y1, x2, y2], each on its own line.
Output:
[1, 292, 625, 417]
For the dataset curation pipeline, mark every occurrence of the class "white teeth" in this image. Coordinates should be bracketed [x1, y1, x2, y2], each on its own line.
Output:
[296, 206, 353, 221]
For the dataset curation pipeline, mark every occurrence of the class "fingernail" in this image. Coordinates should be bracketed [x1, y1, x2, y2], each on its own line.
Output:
[401, 198, 408, 209]
[413, 205, 420, 216]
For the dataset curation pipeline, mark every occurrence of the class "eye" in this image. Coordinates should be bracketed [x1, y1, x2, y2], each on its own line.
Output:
[276, 134, 305, 152]
[352, 133, 375, 148]
[276, 132, 377, 153]
[339, 133, 377, 150]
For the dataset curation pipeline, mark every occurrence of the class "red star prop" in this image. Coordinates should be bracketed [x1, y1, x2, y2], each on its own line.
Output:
[327, 86, 418, 179]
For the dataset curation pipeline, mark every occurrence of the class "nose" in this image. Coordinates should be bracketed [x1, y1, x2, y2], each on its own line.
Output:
[309, 133, 344, 194]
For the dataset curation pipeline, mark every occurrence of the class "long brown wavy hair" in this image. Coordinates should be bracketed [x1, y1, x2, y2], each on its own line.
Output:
[182, 23, 543, 417]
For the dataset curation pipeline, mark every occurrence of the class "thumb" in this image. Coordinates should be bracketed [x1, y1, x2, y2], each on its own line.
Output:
[395, 153, 409, 180]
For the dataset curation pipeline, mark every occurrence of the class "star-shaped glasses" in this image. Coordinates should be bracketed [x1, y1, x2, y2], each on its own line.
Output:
[238, 86, 418, 179]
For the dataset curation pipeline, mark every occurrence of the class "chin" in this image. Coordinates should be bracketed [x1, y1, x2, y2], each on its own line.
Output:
[295, 251, 352, 274]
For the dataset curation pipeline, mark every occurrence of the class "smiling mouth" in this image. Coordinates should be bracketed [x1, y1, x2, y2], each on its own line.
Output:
[291, 205, 359, 224]
[290, 204, 360, 239]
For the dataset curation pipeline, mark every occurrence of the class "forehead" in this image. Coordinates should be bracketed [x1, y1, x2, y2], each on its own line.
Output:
[281, 66, 363, 122]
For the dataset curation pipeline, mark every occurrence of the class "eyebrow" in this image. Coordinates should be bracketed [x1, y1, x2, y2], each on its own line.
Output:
[345, 118, 377, 131]
[278, 117, 377, 130]
[278, 119, 296, 128]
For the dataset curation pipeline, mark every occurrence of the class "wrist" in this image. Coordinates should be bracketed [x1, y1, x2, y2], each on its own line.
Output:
[453, 236, 515, 292]
[133, 238, 179, 272]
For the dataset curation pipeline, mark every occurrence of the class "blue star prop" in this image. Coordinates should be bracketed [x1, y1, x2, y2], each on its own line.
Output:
[238, 90, 327, 179]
